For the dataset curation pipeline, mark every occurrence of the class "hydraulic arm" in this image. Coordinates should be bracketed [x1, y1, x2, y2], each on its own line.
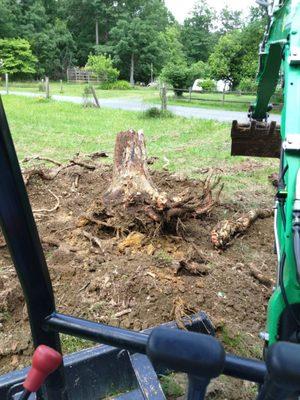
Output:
[233, 0, 300, 346]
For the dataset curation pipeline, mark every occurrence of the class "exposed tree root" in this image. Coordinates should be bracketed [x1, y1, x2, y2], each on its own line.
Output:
[176, 260, 210, 276]
[83, 230, 104, 254]
[23, 165, 70, 186]
[23, 156, 62, 167]
[22, 153, 101, 186]
[171, 297, 196, 330]
[249, 264, 274, 287]
[211, 209, 273, 249]
[32, 189, 60, 214]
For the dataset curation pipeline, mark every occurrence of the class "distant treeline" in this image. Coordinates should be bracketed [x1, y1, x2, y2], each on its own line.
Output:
[0, 0, 267, 89]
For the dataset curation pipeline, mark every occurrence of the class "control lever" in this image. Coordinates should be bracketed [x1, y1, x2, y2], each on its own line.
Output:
[147, 328, 225, 400]
[19, 345, 62, 400]
[257, 341, 300, 400]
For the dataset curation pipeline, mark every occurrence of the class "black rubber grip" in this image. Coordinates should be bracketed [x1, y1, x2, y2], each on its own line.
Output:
[147, 328, 225, 379]
[267, 342, 300, 390]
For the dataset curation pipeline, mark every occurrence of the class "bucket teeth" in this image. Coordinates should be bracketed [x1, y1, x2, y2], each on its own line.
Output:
[231, 120, 281, 158]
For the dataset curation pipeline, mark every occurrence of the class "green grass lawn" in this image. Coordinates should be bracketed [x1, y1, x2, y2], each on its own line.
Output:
[2, 81, 282, 114]
[2, 80, 159, 100]
[147, 92, 281, 113]
[2, 94, 277, 205]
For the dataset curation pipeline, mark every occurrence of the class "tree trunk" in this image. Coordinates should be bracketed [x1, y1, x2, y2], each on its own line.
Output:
[130, 53, 135, 86]
[104, 130, 167, 208]
[95, 18, 99, 46]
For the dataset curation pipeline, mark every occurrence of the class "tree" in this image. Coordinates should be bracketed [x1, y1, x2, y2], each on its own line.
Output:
[181, 0, 215, 63]
[110, 19, 165, 84]
[94, 0, 171, 84]
[161, 25, 186, 65]
[218, 6, 244, 35]
[161, 63, 191, 95]
[209, 5, 268, 87]
[189, 61, 211, 81]
[0, 38, 37, 77]
[86, 54, 119, 83]
[208, 31, 244, 87]
[0, 0, 18, 38]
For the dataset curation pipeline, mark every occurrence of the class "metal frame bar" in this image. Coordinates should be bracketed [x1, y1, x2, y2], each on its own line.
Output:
[0, 97, 68, 400]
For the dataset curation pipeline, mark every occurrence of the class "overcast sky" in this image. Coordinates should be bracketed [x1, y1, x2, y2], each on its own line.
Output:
[165, 0, 255, 23]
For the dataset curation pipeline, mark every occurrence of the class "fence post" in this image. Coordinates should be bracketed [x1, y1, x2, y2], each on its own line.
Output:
[90, 85, 100, 108]
[189, 87, 192, 102]
[60, 79, 63, 94]
[161, 84, 167, 111]
[5, 73, 9, 95]
[45, 77, 50, 99]
[222, 89, 225, 105]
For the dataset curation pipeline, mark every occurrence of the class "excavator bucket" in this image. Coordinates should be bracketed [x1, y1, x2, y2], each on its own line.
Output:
[231, 120, 281, 158]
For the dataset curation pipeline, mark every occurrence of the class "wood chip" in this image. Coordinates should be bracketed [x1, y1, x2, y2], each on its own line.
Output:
[114, 309, 132, 318]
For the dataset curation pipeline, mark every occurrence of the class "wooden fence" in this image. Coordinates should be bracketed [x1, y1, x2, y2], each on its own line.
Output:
[67, 68, 98, 83]
[170, 88, 283, 110]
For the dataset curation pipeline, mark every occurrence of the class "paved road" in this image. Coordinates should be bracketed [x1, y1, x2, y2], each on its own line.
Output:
[1, 91, 281, 124]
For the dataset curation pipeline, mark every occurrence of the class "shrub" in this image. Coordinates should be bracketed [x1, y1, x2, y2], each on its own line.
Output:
[99, 80, 132, 90]
[85, 54, 119, 83]
[160, 63, 190, 96]
[238, 78, 258, 93]
[201, 79, 216, 91]
[161, 61, 211, 96]
[142, 107, 174, 119]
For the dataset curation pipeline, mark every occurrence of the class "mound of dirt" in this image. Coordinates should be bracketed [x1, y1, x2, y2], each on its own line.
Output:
[0, 156, 275, 396]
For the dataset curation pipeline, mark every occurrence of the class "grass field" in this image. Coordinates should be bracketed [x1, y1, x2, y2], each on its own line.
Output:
[2, 80, 158, 100]
[2, 80, 283, 113]
[2, 94, 277, 204]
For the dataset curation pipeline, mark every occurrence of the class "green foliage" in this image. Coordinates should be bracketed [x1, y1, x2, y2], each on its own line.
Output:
[161, 61, 211, 95]
[107, 0, 170, 84]
[86, 54, 119, 83]
[98, 80, 132, 90]
[161, 63, 191, 95]
[181, 0, 215, 63]
[162, 26, 186, 65]
[189, 61, 211, 81]
[0, 0, 18, 38]
[238, 78, 258, 93]
[0, 1, 267, 85]
[218, 6, 244, 35]
[208, 31, 243, 87]
[0, 38, 37, 76]
[209, 7, 266, 88]
[142, 107, 174, 119]
[201, 78, 216, 91]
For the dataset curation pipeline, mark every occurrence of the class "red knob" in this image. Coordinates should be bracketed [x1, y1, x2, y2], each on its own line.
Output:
[23, 345, 63, 393]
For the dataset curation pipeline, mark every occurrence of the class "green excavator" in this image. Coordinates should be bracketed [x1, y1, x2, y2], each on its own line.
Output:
[232, 0, 300, 347]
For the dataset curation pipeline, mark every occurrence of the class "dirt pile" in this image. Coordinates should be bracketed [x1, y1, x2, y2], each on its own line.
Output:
[0, 156, 275, 393]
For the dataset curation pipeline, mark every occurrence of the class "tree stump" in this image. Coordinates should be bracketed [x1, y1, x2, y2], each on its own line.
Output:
[81, 130, 223, 236]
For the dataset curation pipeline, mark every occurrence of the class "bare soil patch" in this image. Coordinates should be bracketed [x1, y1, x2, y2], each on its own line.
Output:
[0, 156, 275, 399]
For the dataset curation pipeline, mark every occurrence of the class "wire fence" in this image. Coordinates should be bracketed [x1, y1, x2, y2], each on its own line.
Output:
[0, 77, 283, 111]
[169, 88, 283, 110]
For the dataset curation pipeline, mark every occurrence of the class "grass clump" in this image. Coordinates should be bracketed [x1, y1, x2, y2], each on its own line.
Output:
[160, 374, 185, 399]
[142, 107, 174, 119]
[98, 80, 132, 90]
[61, 334, 94, 354]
